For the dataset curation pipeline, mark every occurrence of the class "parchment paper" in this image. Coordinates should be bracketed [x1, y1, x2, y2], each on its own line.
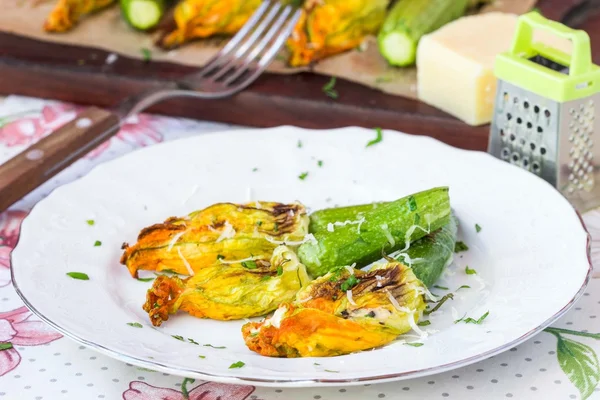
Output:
[1, 0, 536, 99]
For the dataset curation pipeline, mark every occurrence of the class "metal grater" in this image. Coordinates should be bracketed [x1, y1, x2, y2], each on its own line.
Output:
[489, 12, 600, 212]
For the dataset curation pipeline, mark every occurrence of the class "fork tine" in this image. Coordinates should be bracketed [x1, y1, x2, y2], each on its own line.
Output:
[209, 2, 284, 82]
[196, 0, 274, 77]
[221, 6, 294, 86]
[227, 8, 302, 91]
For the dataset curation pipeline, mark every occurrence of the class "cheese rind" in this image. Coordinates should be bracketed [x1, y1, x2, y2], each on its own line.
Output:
[417, 12, 572, 126]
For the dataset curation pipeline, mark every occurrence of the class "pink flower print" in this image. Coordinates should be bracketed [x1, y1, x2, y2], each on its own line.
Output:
[0, 210, 27, 287]
[85, 113, 164, 159]
[0, 306, 62, 376]
[0, 103, 77, 148]
[123, 380, 256, 400]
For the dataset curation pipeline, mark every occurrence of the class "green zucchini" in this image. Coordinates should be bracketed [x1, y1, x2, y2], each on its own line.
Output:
[377, 0, 469, 67]
[298, 187, 451, 277]
[310, 202, 458, 287]
[120, 0, 165, 30]
[395, 214, 457, 287]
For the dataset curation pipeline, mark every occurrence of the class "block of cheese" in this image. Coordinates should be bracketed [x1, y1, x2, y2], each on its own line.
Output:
[417, 12, 571, 126]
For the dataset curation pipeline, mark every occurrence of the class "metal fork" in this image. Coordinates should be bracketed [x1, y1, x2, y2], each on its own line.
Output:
[0, 0, 302, 212]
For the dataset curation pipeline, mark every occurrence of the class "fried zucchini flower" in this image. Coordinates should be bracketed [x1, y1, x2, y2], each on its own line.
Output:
[121, 201, 309, 278]
[242, 261, 426, 357]
[44, 0, 115, 32]
[144, 245, 310, 325]
[287, 0, 390, 67]
[157, 0, 262, 49]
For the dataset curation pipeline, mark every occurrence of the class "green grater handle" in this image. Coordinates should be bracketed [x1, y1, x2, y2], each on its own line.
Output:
[511, 11, 592, 76]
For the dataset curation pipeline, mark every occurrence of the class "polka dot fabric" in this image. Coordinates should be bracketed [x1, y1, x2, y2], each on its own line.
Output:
[1, 95, 600, 399]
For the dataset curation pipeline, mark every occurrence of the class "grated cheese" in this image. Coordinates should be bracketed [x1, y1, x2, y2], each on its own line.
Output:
[219, 255, 264, 265]
[344, 265, 356, 275]
[265, 233, 317, 246]
[326, 217, 366, 234]
[176, 248, 195, 276]
[215, 221, 236, 243]
[375, 275, 384, 287]
[167, 231, 186, 252]
[297, 296, 313, 304]
[380, 223, 395, 247]
[385, 290, 411, 313]
[346, 290, 357, 306]
[269, 306, 287, 329]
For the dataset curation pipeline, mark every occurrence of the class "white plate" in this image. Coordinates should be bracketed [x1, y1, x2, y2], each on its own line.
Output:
[11, 126, 591, 387]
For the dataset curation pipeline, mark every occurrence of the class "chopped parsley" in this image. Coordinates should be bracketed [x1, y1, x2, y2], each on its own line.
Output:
[217, 254, 225, 260]
[465, 266, 477, 275]
[322, 77, 338, 99]
[137, 277, 155, 282]
[298, 171, 309, 180]
[317, 160, 323, 167]
[252, 167, 258, 172]
[203, 344, 226, 349]
[141, 47, 152, 62]
[417, 320, 431, 326]
[404, 342, 424, 347]
[456, 285, 471, 290]
[314, 362, 321, 366]
[229, 361, 245, 369]
[198, 355, 206, 359]
[325, 369, 340, 373]
[454, 241, 469, 253]
[241, 260, 257, 270]
[424, 293, 454, 315]
[340, 275, 359, 291]
[274, 222, 279, 233]
[433, 285, 448, 290]
[127, 322, 143, 328]
[181, 378, 195, 398]
[297, 140, 303, 148]
[0, 342, 13, 351]
[366, 127, 383, 147]
[260, 275, 271, 282]
[86, 219, 95, 226]
[94, 240, 102, 247]
[455, 311, 489, 324]
[407, 195, 417, 211]
[475, 223, 482, 233]
[66, 272, 89, 280]
[277, 266, 283, 276]
[172, 335, 184, 341]
[188, 338, 199, 345]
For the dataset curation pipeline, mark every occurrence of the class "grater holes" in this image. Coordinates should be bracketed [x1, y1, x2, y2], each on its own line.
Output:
[510, 133, 516, 142]
[544, 109, 551, 118]
[532, 162, 541, 173]
[511, 152, 520, 163]
[537, 126, 543, 133]
[520, 138, 526, 146]
[524, 101, 530, 109]
[526, 122, 532, 129]
[530, 143, 536, 151]
[507, 113, 513, 121]
[534, 105, 540, 114]
[540, 147, 547, 155]
[501, 148, 510, 160]
[516, 117, 523, 124]
[522, 157, 530, 169]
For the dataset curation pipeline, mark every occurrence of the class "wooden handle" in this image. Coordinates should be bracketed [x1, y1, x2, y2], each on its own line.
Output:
[0, 107, 120, 212]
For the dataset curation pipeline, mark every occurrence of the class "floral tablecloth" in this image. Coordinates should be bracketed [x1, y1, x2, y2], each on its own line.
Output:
[1, 95, 600, 400]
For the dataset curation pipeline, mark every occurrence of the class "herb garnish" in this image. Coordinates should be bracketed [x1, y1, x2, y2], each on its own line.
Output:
[297, 140, 303, 148]
[433, 285, 448, 290]
[475, 223, 482, 233]
[417, 320, 431, 326]
[229, 361, 245, 369]
[66, 272, 89, 280]
[424, 293, 454, 315]
[198, 355, 206, 359]
[407, 195, 417, 211]
[127, 322, 143, 328]
[0, 342, 13, 351]
[141, 47, 152, 62]
[252, 168, 258, 172]
[322, 77, 338, 99]
[277, 266, 283, 276]
[181, 378, 195, 398]
[172, 335, 185, 341]
[404, 342, 424, 347]
[188, 338, 200, 345]
[241, 260, 257, 269]
[260, 275, 271, 281]
[465, 266, 477, 275]
[455, 311, 489, 324]
[299, 172, 309, 180]
[217, 254, 225, 260]
[86, 219, 95, 226]
[94, 240, 102, 247]
[325, 369, 340, 373]
[274, 222, 279, 232]
[456, 285, 471, 290]
[203, 344, 226, 349]
[454, 241, 469, 253]
[317, 160, 323, 167]
[366, 127, 383, 147]
[137, 277, 154, 282]
[314, 362, 321, 366]
[340, 275, 359, 291]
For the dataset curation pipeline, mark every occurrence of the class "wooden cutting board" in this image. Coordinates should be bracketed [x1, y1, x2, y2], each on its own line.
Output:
[0, 0, 597, 151]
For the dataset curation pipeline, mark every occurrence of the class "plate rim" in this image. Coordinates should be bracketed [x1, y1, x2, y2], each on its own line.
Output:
[9, 126, 594, 387]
